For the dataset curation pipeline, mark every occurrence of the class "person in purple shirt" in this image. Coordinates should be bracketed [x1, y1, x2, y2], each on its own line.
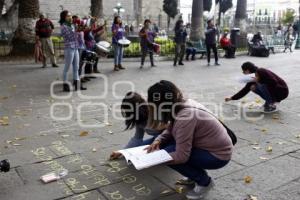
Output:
[139, 19, 157, 68]
[112, 16, 126, 71]
[59, 10, 86, 92]
[146, 80, 233, 199]
[225, 62, 289, 113]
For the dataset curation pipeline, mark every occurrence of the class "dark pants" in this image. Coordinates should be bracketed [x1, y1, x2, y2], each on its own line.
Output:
[141, 49, 154, 66]
[174, 43, 186, 64]
[253, 83, 273, 106]
[186, 48, 196, 60]
[164, 144, 229, 186]
[206, 43, 218, 64]
[223, 45, 236, 58]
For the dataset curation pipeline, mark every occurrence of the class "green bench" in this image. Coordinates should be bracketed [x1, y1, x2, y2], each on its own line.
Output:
[265, 35, 285, 53]
[187, 40, 207, 58]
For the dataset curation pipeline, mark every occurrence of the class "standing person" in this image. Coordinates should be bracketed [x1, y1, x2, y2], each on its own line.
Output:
[205, 20, 219, 66]
[174, 19, 187, 66]
[220, 32, 236, 58]
[112, 16, 126, 71]
[283, 24, 294, 53]
[139, 19, 157, 68]
[59, 10, 87, 92]
[225, 62, 289, 113]
[35, 13, 59, 68]
[146, 80, 233, 199]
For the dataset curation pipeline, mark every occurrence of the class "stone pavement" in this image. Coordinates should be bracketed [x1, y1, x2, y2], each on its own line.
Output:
[0, 52, 300, 200]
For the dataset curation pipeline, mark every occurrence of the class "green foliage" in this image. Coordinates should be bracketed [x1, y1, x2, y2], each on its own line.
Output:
[282, 8, 296, 25]
[204, 0, 212, 12]
[216, 0, 233, 13]
[51, 36, 64, 43]
[163, 0, 178, 19]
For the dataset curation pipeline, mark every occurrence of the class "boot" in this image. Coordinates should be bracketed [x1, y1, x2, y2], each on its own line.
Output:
[114, 65, 119, 71]
[73, 80, 87, 91]
[63, 83, 70, 92]
[118, 64, 126, 70]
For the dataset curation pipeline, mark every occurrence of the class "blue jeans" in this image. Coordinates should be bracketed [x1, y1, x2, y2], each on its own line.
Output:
[63, 48, 79, 82]
[113, 44, 124, 65]
[253, 83, 273, 105]
[164, 144, 230, 186]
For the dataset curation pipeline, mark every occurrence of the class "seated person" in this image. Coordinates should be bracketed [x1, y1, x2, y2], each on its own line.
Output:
[251, 31, 263, 46]
[220, 32, 236, 58]
[225, 62, 289, 113]
[146, 80, 233, 200]
[110, 92, 168, 159]
[185, 41, 197, 61]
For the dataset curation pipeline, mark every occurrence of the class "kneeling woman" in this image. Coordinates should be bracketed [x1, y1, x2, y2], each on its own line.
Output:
[146, 80, 233, 199]
[110, 92, 167, 159]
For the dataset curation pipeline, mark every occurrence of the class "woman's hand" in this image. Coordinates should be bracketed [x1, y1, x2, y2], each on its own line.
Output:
[225, 97, 232, 102]
[145, 140, 161, 153]
[109, 151, 122, 160]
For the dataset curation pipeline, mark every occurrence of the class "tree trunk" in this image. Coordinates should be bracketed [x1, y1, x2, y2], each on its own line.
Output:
[91, 0, 104, 18]
[11, 0, 39, 56]
[190, 0, 204, 41]
[0, 0, 4, 17]
[134, 0, 143, 27]
[234, 0, 247, 33]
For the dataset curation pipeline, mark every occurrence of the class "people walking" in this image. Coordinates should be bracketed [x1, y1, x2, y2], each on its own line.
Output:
[205, 20, 219, 66]
[139, 19, 157, 68]
[35, 13, 59, 68]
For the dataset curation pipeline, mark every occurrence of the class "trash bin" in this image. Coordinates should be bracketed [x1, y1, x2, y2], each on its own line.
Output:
[230, 28, 240, 47]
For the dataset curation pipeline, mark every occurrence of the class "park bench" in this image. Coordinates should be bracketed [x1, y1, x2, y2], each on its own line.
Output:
[264, 35, 286, 53]
[187, 40, 207, 58]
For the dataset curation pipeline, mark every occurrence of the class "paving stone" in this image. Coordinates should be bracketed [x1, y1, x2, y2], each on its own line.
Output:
[263, 180, 300, 200]
[62, 190, 107, 200]
[0, 169, 24, 199]
[64, 165, 122, 194]
[99, 174, 172, 200]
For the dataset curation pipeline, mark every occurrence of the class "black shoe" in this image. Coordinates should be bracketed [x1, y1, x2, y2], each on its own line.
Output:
[0, 159, 10, 172]
[73, 80, 87, 91]
[264, 105, 277, 113]
[173, 61, 177, 67]
[179, 62, 184, 66]
[63, 83, 70, 92]
[215, 62, 220, 66]
[151, 65, 157, 67]
[52, 64, 59, 68]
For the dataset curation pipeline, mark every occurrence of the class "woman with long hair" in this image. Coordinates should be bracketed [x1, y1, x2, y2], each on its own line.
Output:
[111, 16, 126, 71]
[59, 10, 86, 91]
[110, 92, 167, 159]
[146, 80, 233, 199]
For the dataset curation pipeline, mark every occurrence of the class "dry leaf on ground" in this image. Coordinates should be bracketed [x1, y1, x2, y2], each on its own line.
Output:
[266, 146, 273, 152]
[244, 176, 253, 184]
[80, 131, 89, 137]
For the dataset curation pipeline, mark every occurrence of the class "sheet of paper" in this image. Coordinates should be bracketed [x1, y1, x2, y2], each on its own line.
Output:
[237, 75, 255, 84]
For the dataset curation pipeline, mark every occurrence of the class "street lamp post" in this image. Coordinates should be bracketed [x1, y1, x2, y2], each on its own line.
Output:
[113, 2, 125, 16]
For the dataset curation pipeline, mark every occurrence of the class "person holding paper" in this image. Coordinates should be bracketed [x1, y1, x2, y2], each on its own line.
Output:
[110, 92, 168, 160]
[225, 62, 289, 113]
[146, 80, 233, 200]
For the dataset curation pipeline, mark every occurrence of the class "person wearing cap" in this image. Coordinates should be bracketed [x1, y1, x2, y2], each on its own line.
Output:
[205, 20, 220, 66]
[35, 13, 59, 68]
[220, 32, 236, 58]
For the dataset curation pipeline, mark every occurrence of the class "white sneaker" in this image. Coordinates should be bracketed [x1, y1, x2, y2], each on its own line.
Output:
[176, 177, 195, 185]
[186, 180, 214, 200]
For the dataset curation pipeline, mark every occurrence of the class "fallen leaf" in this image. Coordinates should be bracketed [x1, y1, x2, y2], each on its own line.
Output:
[61, 135, 70, 138]
[12, 143, 22, 146]
[252, 146, 261, 150]
[259, 156, 269, 160]
[6, 140, 13, 144]
[255, 99, 262, 104]
[295, 135, 300, 139]
[266, 146, 273, 152]
[290, 139, 299, 143]
[244, 176, 253, 184]
[247, 195, 258, 200]
[272, 114, 280, 120]
[40, 133, 48, 136]
[11, 85, 17, 88]
[160, 189, 173, 195]
[80, 131, 89, 137]
[276, 141, 286, 145]
[108, 130, 113, 134]
[15, 137, 26, 141]
[175, 186, 184, 194]
[261, 128, 268, 133]
[105, 122, 113, 126]
[0, 116, 9, 126]
[0, 96, 9, 100]
[251, 142, 259, 145]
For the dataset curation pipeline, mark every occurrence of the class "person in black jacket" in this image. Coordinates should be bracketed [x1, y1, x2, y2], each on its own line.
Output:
[174, 20, 187, 66]
[205, 20, 219, 66]
[225, 62, 289, 113]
